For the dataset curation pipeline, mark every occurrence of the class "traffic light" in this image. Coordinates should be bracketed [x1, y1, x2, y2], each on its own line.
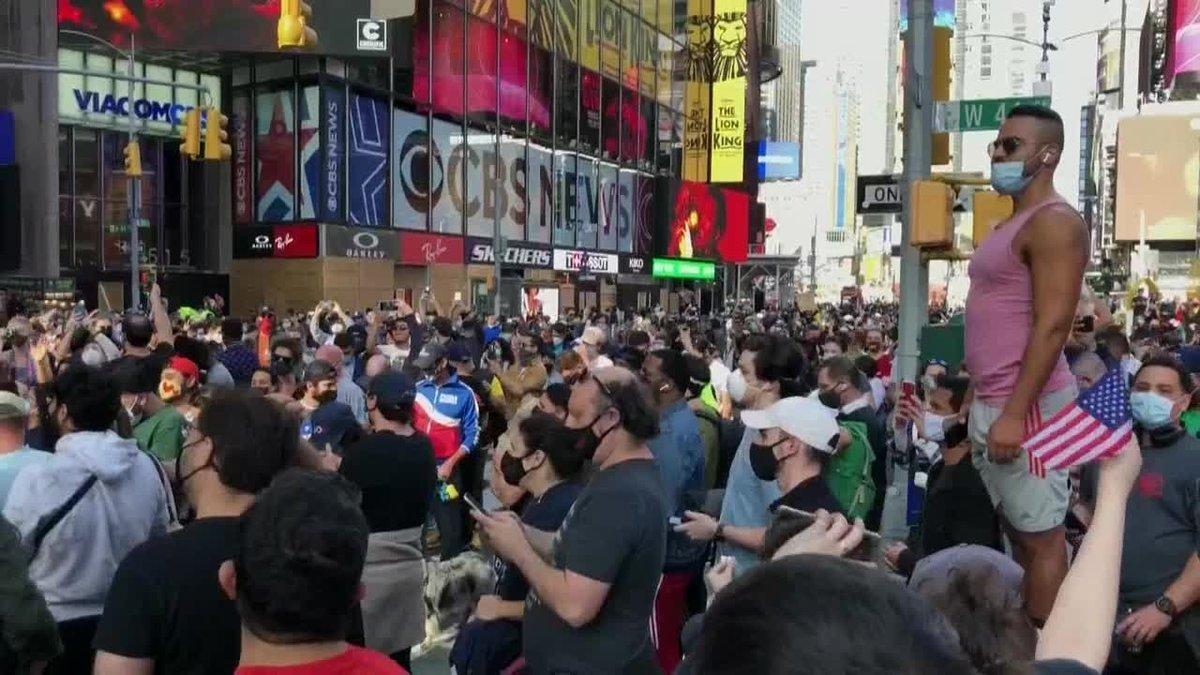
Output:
[123, 140, 143, 177]
[278, 0, 318, 49]
[204, 107, 231, 161]
[932, 26, 952, 165]
[909, 180, 954, 248]
[972, 190, 1013, 248]
[180, 108, 201, 159]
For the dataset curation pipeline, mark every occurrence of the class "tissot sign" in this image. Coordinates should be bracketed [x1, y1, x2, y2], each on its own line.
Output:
[465, 238, 553, 269]
[553, 249, 619, 275]
[324, 226, 398, 260]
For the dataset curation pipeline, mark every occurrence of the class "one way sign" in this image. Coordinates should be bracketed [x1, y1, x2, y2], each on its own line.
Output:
[856, 174, 902, 214]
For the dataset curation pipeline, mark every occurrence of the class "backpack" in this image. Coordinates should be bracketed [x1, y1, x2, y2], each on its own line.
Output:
[825, 420, 877, 522]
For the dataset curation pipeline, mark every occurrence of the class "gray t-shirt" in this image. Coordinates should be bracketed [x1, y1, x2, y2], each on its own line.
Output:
[523, 458, 667, 674]
[1120, 432, 1200, 607]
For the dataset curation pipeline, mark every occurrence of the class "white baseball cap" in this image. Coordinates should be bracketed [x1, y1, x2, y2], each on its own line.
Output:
[0, 391, 30, 420]
[740, 397, 841, 454]
[580, 326, 607, 347]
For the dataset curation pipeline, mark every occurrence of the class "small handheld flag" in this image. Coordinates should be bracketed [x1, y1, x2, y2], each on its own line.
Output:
[1024, 369, 1133, 478]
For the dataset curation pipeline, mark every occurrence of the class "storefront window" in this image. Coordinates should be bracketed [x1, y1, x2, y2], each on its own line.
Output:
[556, 58, 579, 149]
[73, 129, 101, 268]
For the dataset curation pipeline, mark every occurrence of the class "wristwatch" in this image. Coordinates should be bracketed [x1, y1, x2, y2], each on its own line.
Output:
[1154, 595, 1178, 618]
[714, 523, 726, 543]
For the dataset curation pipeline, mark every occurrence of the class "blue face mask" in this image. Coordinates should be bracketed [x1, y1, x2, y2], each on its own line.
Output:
[1130, 391, 1177, 430]
[990, 161, 1034, 195]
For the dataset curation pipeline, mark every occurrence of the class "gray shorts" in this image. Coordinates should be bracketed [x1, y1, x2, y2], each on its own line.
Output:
[969, 386, 1076, 533]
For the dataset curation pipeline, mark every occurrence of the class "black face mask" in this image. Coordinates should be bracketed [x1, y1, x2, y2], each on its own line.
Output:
[818, 389, 842, 410]
[500, 450, 543, 486]
[272, 355, 295, 371]
[315, 389, 337, 404]
[564, 411, 616, 460]
[749, 437, 788, 481]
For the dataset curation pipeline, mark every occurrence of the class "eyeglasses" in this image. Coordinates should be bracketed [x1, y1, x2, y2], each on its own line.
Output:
[988, 136, 1023, 157]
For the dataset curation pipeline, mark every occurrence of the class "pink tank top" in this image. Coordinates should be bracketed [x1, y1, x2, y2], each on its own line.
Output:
[964, 199, 1075, 403]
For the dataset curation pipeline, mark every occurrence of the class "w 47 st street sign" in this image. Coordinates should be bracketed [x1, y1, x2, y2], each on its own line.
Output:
[935, 96, 1052, 133]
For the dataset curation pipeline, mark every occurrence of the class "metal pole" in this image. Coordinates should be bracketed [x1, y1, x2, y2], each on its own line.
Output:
[128, 34, 140, 313]
[1041, 1, 1051, 81]
[897, 0, 933, 385]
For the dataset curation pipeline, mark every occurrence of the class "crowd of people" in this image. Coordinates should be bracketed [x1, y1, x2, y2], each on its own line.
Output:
[0, 105, 1199, 674]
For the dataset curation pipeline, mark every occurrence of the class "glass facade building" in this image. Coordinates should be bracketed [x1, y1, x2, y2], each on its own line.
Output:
[228, 0, 693, 254]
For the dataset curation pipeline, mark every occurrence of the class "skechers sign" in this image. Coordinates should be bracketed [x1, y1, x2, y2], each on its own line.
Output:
[71, 89, 194, 125]
[465, 238, 553, 269]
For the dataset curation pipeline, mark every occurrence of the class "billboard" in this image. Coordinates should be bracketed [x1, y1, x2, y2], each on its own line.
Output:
[757, 141, 800, 181]
[1115, 115, 1200, 241]
[58, 0, 381, 56]
[1173, 0, 1200, 85]
[347, 93, 388, 227]
[708, 0, 747, 183]
[899, 0, 956, 32]
[663, 181, 749, 263]
[392, 109, 654, 251]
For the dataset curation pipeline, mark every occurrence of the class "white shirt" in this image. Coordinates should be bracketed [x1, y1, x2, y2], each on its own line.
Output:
[590, 354, 615, 370]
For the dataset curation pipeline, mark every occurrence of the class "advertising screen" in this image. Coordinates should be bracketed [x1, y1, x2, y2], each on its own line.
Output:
[899, 0, 956, 32]
[1114, 114, 1200, 241]
[412, 7, 552, 130]
[1174, 0, 1200, 83]
[664, 181, 749, 263]
[58, 0, 378, 55]
[757, 141, 800, 181]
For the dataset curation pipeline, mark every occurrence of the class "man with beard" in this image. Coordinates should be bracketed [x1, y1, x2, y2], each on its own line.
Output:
[299, 361, 362, 454]
[93, 391, 302, 675]
[473, 367, 666, 674]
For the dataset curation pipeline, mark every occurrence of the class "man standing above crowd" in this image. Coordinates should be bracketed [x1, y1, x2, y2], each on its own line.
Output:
[473, 367, 666, 674]
[965, 104, 1088, 626]
[491, 330, 548, 420]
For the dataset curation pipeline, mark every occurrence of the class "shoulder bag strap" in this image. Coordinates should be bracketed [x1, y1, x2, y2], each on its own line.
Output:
[27, 474, 98, 563]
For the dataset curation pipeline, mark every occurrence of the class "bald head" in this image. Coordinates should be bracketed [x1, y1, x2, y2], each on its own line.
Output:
[364, 354, 389, 379]
[1071, 352, 1107, 393]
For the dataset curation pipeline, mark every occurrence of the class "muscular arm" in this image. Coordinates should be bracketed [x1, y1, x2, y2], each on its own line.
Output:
[1003, 209, 1088, 420]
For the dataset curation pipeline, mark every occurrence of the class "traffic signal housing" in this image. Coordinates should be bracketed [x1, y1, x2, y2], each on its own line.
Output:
[278, 0, 318, 49]
[204, 108, 231, 161]
[910, 180, 955, 248]
[123, 141, 143, 177]
[180, 109, 201, 159]
[972, 190, 1013, 248]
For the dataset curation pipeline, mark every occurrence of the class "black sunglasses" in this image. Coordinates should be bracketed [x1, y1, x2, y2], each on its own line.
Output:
[988, 136, 1023, 156]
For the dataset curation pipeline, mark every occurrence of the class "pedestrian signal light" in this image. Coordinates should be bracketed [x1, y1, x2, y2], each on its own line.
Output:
[204, 107, 231, 161]
[278, 0, 318, 49]
[973, 191, 1013, 248]
[123, 141, 143, 177]
[180, 109, 201, 159]
[910, 180, 954, 248]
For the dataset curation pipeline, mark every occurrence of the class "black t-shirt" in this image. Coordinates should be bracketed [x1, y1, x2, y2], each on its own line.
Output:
[1032, 660, 1098, 675]
[339, 430, 436, 533]
[523, 458, 667, 674]
[93, 517, 240, 675]
[495, 481, 582, 602]
[771, 475, 844, 515]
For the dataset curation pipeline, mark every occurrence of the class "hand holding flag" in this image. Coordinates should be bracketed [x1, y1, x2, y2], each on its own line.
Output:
[1024, 369, 1133, 478]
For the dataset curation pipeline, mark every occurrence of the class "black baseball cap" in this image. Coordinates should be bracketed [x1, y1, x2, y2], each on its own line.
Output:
[446, 341, 473, 364]
[412, 343, 448, 371]
[368, 371, 415, 408]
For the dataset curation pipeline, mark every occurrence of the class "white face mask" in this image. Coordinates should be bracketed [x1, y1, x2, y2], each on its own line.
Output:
[924, 412, 946, 443]
[727, 370, 749, 404]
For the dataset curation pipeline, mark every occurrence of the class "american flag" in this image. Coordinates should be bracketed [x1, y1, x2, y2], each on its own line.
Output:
[1024, 369, 1133, 478]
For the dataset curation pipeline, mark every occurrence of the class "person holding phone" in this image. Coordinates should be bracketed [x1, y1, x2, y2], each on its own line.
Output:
[452, 410, 584, 674]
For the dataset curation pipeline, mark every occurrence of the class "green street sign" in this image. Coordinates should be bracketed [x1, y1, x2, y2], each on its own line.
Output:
[936, 96, 1052, 133]
[652, 258, 716, 281]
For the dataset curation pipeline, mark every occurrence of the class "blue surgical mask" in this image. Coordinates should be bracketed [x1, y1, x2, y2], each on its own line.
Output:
[990, 161, 1034, 196]
[1130, 391, 1177, 430]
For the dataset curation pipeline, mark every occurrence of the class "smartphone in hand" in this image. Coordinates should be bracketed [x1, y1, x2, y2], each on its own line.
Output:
[462, 492, 486, 515]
